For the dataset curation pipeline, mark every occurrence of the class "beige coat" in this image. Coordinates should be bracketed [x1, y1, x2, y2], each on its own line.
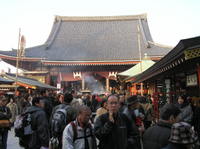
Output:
[7, 102, 18, 123]
[94, 107, 107, 122]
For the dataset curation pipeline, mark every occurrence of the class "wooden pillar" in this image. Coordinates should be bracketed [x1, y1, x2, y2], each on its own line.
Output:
[197, 65, 200, 96]
[46, 73, 51, 85]
[106, 78, 109, 92]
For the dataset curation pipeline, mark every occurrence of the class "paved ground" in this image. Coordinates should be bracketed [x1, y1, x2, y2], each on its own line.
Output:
[7, 128, 23, 149]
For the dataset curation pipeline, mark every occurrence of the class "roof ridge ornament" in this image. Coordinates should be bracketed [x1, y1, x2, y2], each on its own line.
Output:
[148, 41, 173, 49]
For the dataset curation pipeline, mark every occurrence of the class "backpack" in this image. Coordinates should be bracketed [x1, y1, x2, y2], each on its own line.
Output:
[14, 112, 34, 147]
[50, 106, 70, 149]
[51, 107, 69, 137]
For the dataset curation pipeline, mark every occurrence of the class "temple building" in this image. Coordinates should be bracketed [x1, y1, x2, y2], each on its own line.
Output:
[0, 14, 172, 93]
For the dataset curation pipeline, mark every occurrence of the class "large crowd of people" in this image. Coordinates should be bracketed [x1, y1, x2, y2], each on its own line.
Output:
[0, 90, 199, 149]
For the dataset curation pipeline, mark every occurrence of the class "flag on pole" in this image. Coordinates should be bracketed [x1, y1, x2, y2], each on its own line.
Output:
[19, 35, 26, 57]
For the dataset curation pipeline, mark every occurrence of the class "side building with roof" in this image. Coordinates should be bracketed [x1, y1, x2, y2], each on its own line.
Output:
[0, 14, 172, 93]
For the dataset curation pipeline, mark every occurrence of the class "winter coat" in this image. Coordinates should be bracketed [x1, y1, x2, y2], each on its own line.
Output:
[177, 104, 193, 124]
[0, 105, 12, 131]
[25, 106, 50, 149]
[143, 121, 172, 149]
[161, 143, 188, 149]
[94, 107, 107, 122]
[94, 112, 139, 149]
[62, 119, 97, 149]
[7, 102, 18, 124]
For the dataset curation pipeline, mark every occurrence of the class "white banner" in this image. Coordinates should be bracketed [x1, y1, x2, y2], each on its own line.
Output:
[186, 74, 198, 86]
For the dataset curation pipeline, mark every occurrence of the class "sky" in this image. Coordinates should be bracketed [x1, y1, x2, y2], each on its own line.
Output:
[0, 0, 200, 51]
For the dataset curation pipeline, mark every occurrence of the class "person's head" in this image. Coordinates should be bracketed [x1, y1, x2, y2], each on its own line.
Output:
[63, 92, 73, 104]
[32, 97, 43, 108]
[9, 98, 14, 103]
[119, 94, 125, 104]
[160, 104, 181, 124]
[92, 94, 96, 100]
[57, 93, 64, 103]
[178, 95, 185, 105]
[40, 90, 47, 97]
[169, 122, 198, 147]
[107, 95, 119, 113]
[71, 90, 77, 97]
[0, 96, 7, 106]
[77, 105, 92, 127]
[126, 95, 139, 110]
[100, 99, 107, 108]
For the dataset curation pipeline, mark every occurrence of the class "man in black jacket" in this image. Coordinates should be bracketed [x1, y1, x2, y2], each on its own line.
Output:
[94, 95, 138, 149]
[143, 103, 181, 149]
[0, 96, 11, 149]
[25, 97, 50, 149]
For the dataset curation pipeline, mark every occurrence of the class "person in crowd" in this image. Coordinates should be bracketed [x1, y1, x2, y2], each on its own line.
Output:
[140, 96, 153, 129]
[62, 105, 97, 149]
[40, 90, 53, 122]
[94, 95, 138, 149]
[123, 95, 143, 149]
[124, 95, 145, 132]
[118, 94, 126, 113]
[94, 99, 107, 122]
[24, 97, 50, 149]
[6, 98, 18, 126]
[90, 95, 99, 113]
[71, 91, 83, 110]
[143, 103, 181, 149]
[192, 98, 200, 142]
[50, 92, 77, 149]
[176, 95, 193, 124]
[0, 96, 12, 149]
[161, 122, 198, 149]
[83, 95, 92, 108]
[21, 96, 31, 113]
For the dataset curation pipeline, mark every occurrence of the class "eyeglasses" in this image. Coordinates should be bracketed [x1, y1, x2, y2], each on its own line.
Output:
[108, 101, 118, 105]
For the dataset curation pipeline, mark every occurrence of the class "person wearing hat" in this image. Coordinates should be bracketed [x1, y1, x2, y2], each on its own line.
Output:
[125, 95, 145, 130]
[143, 103, 181, 149]
[161, 122, 198, 149]
[0, 96, 12, 149]
[123, 95, 142, 149]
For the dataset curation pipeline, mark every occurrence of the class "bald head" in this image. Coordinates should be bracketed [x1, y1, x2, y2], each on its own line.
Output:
[107, 95, 119, 113]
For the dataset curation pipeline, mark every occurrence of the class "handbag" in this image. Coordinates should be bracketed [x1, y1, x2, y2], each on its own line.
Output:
[0, 119, 11, 128]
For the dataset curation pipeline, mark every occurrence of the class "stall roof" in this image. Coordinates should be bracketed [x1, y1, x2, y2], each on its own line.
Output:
[133, 36, 200, 83]
[5, 73, 57, 90]
[118, 59, 155, 77]
[0, 76, 14, 84]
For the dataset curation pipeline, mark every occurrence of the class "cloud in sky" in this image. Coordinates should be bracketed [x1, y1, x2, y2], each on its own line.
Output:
[0, 0, 199, 50]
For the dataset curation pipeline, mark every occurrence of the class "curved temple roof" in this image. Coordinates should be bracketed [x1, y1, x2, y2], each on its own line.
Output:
[0, 14, 172, 63]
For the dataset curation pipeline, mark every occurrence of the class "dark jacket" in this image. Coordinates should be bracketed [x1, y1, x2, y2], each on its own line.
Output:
[0, 106, 12, 131]
[161, 143, 188, 149]
[25, 106, 50, 149]
[94, 112, 138, 149]
[143, 121, 172, 149]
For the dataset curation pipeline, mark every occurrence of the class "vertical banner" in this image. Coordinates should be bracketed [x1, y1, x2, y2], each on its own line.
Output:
[57, 72, 62, 92]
